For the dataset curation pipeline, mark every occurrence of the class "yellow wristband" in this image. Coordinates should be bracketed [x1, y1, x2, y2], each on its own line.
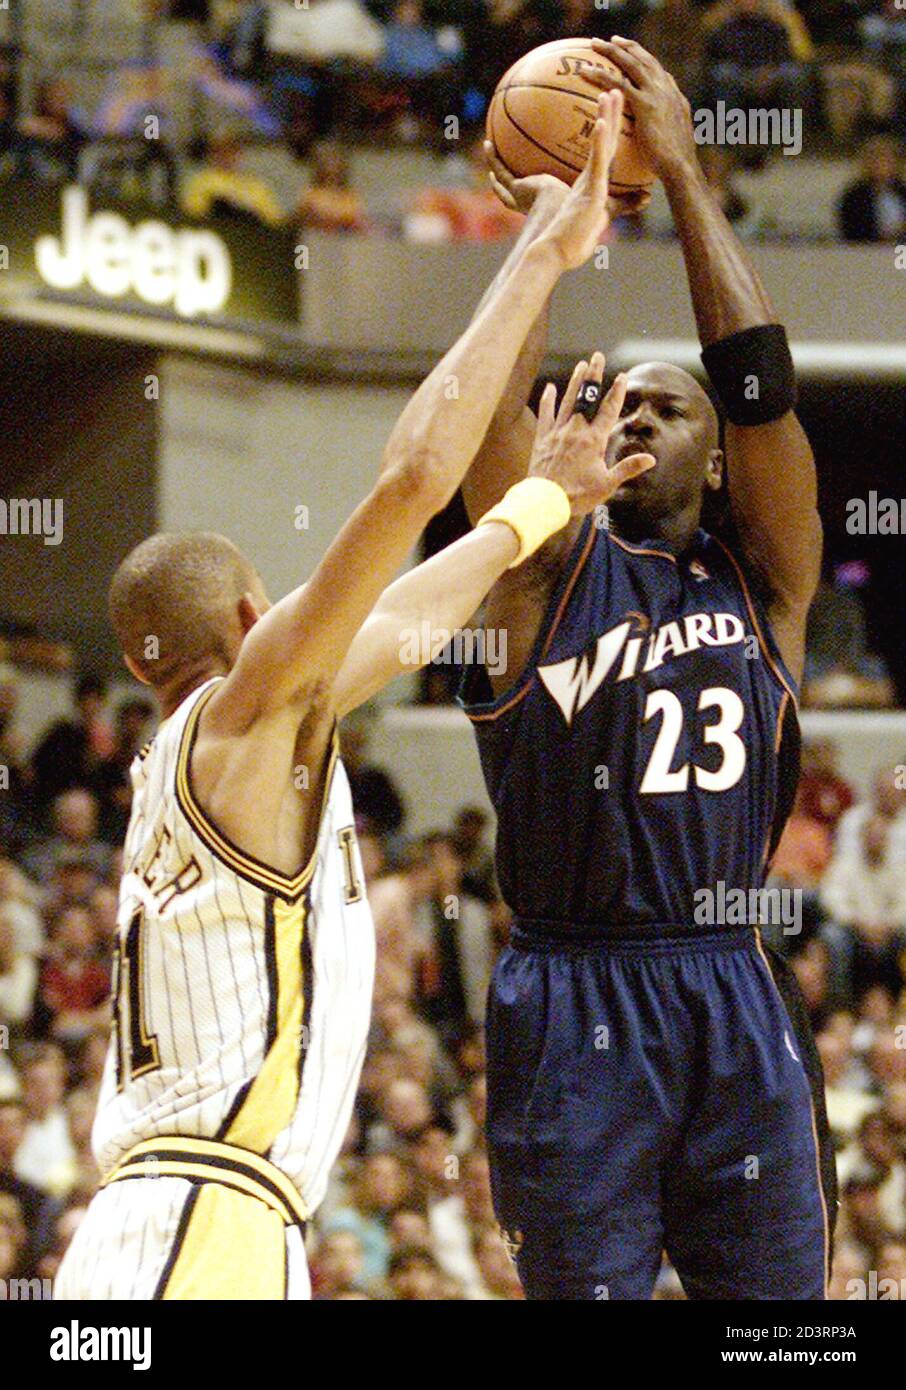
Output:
[477, 477, 571, 567]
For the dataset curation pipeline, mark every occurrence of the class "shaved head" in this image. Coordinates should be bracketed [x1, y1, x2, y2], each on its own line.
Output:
[629, 362, 720, 447]
[109, 532, 265, 686]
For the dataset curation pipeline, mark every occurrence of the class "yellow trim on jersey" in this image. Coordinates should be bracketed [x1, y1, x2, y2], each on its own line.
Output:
[103, 1135, 309, 1225]
[161, 1183, 287, 1301]
[174, 680, 339, 902]
[224, 894, 307, 1154]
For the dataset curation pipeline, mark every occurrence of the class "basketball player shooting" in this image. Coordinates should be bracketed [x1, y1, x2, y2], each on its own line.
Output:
[459, 38, 833, 1299]
[54, 93, 654, 1301]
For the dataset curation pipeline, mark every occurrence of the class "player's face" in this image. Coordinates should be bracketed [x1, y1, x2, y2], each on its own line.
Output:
[603, 363, 721, 535]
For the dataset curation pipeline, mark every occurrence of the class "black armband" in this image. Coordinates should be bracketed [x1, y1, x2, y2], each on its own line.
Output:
[700, 323, 797, 426]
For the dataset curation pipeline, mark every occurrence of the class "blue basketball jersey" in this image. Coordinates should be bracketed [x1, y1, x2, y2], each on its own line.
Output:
[460, 518, 800, 935]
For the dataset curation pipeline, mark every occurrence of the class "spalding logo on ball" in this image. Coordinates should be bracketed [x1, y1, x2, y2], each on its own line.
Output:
[486, 38, 655, 199]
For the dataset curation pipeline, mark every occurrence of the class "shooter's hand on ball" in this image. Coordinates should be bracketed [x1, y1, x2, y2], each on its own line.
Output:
[533, 90, 625, 269]
[529, 351, 656, 517]
[590, 36, 699, 183]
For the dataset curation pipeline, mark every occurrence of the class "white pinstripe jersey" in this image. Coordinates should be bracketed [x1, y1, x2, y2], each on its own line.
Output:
[93, 678, 375, 1218]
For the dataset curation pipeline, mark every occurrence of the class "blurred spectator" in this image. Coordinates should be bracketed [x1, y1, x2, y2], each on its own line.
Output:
[698, 143, 769, 237]
[704, 0, 806, 127]
[341, 718, 406, 840]
[451, 805, 496, 903]
[356, 829, 388, 886]
[797, 739, 855, 833]
[790, 935, 833, 1029]
[834, 767, 906, 863]
[33, 1200, 88, 1288]
[267, 0, 384, 64]
[837, 134, 906, 243]
[14, 78, 87, 182]
[30, 675, 113, 813]
[827, 1238, 869, 1300]
[861, 1, 906, 60]
[769, 784, 833, 890]
[63, 1090, 102, 1203]
[215, 0, 270, 82]
[0, 669, 23, 771]
[324, 1151, 412, 1283]
[804, 579, 895, 708]
[406, 136, 522, 242]
[311, 1227, 367, 1297]
[412, 832, 493, 1040]
[375, 1, 463, 139]
[0, 46, 17, 161]
[266, 0, 384, 146]
[89, 697, 155, 847]
[182, 130, 285, 226]
[639, 0, 707, 102]
[822, 815, 906, 1004]
[297, 140, 367, 232]
[466, 1, 564, 105]
[387, 1244, 448, 1298]
[0, 905, 37, 1035]
[0, 1098, 53, 1270]
[0, 861, 43, 1045]
[38, 906, 110, 1046]
[0, 670, 31, 852]
[13, 1045, 75, 1195]
[428, 1147, 496, 1294]
[819, 58, 897, 147]
[367, 1075, 436, 1153]
[817, 1027, 878, 1142]
[0, 1191, 29, 1280]
[832, 786, 906, 882]
[21, 789, 110, 885]
[840, 1169, 893, 1261]
[838, 1108, 906, 1238]
[88, 885, 119, 952]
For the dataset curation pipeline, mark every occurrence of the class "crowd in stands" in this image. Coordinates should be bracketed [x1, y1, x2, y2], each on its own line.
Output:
[0, 0, 904, 242]
[0, 659, 905, 1298]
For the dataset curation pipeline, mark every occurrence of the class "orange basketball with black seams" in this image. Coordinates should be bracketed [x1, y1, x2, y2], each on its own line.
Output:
[486, 37, 656, 199]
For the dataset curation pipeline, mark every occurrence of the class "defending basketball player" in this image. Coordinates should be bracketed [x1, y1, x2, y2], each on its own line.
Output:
[54, 93, 655, 1301]
[459, 38, 833, 1299]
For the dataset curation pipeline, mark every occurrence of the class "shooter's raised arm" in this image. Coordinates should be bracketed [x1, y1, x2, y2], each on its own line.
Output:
[593, 36, 822, 683]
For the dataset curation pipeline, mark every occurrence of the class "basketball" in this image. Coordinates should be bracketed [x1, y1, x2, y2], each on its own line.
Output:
[486, 37, 656, 199]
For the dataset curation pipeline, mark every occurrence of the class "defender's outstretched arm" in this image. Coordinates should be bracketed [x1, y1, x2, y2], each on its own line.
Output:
[460, 171, 563, 525]
[461, 123, 651, 526]
[209, 93, 629, 732]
